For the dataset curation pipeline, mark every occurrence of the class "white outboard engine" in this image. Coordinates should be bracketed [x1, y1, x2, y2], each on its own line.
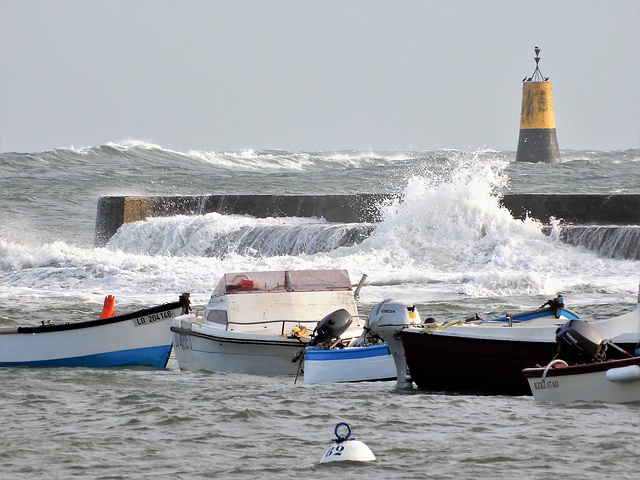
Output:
[554, 319, 608, 365]
[367, 299, 422, 389]
[308, 309, 353, 347]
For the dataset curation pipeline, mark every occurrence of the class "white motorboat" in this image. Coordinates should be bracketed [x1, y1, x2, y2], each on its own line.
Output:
[170, 270, 365, 376]
[523, 319, 640, 404]
[301, 303, 423, 384]
[0, 294, 189, 368]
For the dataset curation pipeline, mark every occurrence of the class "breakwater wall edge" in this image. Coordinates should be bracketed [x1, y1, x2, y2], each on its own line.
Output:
[94, 194, 640, 260]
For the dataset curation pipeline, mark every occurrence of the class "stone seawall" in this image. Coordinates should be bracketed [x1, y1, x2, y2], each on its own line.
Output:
[95, 194, 640, 248]
[499, 194, 640, 224]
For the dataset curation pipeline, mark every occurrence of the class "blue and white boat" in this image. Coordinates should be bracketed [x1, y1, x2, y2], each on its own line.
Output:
[303, 344, 397, 384]
[0, 295, 189, 368]
[301, 301, 424, 384]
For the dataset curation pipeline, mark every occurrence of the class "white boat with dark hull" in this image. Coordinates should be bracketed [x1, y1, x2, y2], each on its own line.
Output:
[0, 295, 189, 368]
[523, 319, 640, 404]
[170, 270, 364, 376]
[374, 292, 640, 395]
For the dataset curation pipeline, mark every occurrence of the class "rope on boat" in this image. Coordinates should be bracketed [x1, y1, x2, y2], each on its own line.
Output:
[419, 319, 464, 334]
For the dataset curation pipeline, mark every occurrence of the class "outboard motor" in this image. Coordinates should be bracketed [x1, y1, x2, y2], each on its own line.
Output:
[308, 309, 353, 347]
[367, 299, 422, 389]
[554, 319, 607, 365]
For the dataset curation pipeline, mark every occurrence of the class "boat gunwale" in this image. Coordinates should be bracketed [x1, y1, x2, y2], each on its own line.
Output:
[170, 325, 310, 348]
[304, 344, 391, 361]
[6, 300, 184, 335]
[489, 307, 579, 323]
[523, 356, 640, 378]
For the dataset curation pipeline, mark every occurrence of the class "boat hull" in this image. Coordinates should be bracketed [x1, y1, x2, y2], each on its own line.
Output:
[523, 357, 640, 404]
[303, 345, 396, 384]
[0, 301, 184, 368]
[399, 307, 640, 395]
[171, 322, 307, 376]
[401, 331, 558, 395]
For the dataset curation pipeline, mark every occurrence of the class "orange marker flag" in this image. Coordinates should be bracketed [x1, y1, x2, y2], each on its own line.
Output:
[99, 295, 117, 318]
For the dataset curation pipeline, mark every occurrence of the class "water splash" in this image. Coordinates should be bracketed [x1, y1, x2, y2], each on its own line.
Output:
[561, 226, 640, 260]
[107, 213, 374, 257]
[352, 152, 637, 297]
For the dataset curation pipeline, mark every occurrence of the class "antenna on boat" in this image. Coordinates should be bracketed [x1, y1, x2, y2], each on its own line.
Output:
[354, 274, 367, 301]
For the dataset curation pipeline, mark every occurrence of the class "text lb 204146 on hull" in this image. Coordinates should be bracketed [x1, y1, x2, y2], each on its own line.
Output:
[0, 297, 187, 368]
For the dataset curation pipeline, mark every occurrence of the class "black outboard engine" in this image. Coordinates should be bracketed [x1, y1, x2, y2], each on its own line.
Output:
[308, 309, 353, 347]
[554, 319, 607, 365]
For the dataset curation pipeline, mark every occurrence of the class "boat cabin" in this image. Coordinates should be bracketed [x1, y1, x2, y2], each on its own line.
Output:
[203, 270, 360, 335]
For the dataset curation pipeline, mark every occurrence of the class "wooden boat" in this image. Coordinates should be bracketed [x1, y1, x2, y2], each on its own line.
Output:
[523, 357, 640, 404]
[374, 292, 640, 395]
[170, 270, 365, 376]
[523, 319, 640, 404]
[0, 294, 189, 368]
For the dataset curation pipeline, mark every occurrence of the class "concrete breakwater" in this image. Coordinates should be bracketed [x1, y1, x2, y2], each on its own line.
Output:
[94, 194, 390, 246]
[95, 194, 640, 259]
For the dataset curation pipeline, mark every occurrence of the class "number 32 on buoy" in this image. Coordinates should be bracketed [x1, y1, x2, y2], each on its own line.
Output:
[320, 422, 375, 463]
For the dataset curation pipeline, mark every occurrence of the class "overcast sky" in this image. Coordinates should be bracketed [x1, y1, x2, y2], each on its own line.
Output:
[1, 0, 638, 154]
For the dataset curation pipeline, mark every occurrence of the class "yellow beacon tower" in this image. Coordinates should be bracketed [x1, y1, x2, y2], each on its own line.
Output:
[516, 46, 560, 163]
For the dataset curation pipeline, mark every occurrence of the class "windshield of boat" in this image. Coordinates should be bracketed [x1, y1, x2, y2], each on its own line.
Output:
[211, 270, 353, 296]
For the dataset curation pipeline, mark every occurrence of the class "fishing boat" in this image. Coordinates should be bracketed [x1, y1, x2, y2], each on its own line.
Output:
[0, 294, 189, 368]
[373, 291, 640, 395]
[170, 270, 366, 376]
[523, 319, 640, 404]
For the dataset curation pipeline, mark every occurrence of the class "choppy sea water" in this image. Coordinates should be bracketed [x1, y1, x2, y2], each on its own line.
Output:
[1, 362, 639, 479]
[1, 144, 639, 478]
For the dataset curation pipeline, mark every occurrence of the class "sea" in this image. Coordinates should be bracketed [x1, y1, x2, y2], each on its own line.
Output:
[1, 143, 639, 479]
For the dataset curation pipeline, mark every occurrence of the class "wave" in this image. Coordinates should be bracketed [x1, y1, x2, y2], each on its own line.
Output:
[3, 142, 639, 196]
[95, 151, 639, 300]
[107, 214, 375, 257]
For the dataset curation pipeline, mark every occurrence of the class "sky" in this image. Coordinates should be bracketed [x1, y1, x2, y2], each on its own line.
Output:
[1, 0, 638, 154]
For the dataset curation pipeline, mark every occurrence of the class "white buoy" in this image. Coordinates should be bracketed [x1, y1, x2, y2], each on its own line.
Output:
[606, 364, 640, 383]
[319, 422, 375, 463]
